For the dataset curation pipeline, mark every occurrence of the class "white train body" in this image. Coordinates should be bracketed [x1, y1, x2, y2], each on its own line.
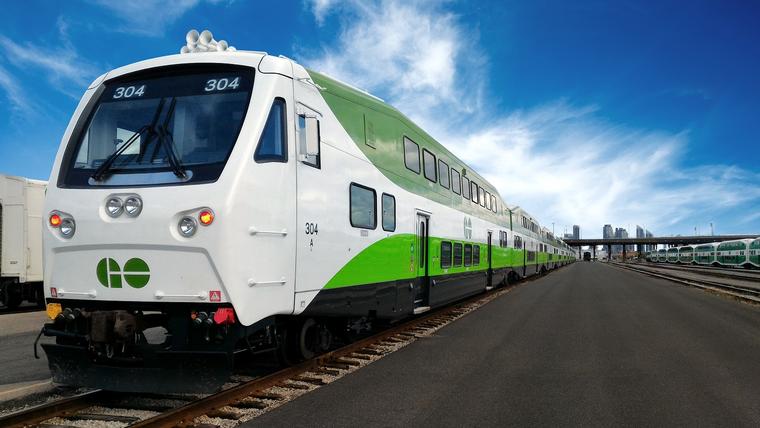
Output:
[41, 36, 574, 392]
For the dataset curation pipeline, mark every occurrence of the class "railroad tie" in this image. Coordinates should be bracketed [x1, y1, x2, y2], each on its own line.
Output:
[251, 392, 285, 400]
[233, 400, 269, 409]
[206, 408, 244, 420]
[293, 375, 326, 385]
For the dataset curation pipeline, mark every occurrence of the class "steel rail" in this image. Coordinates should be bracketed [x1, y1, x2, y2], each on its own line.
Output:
[610, 262, 760, 303]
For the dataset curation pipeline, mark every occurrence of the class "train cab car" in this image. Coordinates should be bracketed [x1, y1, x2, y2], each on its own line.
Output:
[693, 243, 717, 265]
[678, 246, 694, 264]
[38, 30, 571, 393]
[666, 248, 679, 263]
[715, 239, 753, 268]
[750, 238, 760, 268]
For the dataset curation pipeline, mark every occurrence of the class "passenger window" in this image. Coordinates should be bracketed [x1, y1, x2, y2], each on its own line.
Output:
[404, 137, 420, 174]
[254, 98, 287, 163]
[451, 169, 461, 195]
[492, 196, 497, 213]
[349, 183, 376, 229]
[423, 149, 437, 182]
[462, 177, 470, 200]
[479, 187, 486, 207]
[471, 182, 478, 203]
[473, 245, 480, 265]
[381, 193, 396, 232]
[438, 160, 450, 189]
[441, 241, 452, 268]
[453, 243, 463, 266]
[464, 244, 473, 266]
[485, 191, 491, 210]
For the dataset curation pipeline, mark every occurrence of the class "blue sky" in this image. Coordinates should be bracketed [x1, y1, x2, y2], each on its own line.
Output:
[0, 0, 758, 238]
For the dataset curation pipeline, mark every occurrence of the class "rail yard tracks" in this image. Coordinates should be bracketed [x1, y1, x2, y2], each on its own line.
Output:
[611, 262, 760, 303]
[0, 268, 553, 428]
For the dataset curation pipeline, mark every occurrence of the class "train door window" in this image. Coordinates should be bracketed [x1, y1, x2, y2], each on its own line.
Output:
[471, 182, 478, 204]
[485, 191, 491, 210]
[462, 177, 470, 200]
[464, 244, 473, 266]
[298, 113, 321, 168]
[381, 193, 396, 232]
[473, 245, 481, 265]
[479, 187, 486, 207]
[453, 243, 463, 266]
[441, 241, 452, 268]
[254, 98, 287, 163]
[451, 169, 461, 194]
[514, 235, 522, 249]
[349, 183, 376, 229]
[438, 160, 450, 189]
[404, 137, 420, 174]
[423, 149, 437, 182]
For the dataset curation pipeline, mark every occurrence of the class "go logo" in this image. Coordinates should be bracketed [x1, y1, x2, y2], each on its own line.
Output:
[96, 258, 150, 289]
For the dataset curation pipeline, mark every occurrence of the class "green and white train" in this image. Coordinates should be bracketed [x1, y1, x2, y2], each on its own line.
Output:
[39, 30, 574, 393]
[648, 238, 760, 268]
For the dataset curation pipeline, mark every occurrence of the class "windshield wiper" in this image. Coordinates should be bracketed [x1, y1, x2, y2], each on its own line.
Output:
[91, 98, 166, 182]
[153, 98, 186, 179]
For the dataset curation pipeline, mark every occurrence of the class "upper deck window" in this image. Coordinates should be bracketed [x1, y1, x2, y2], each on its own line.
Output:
[404, 137, 420, 174]
[423, 149, 437, 182]
[61, 65, 254, 187]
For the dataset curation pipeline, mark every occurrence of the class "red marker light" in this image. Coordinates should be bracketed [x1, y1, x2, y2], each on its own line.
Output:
[213, 308, 236, 325]
[50, 214, 62, 227]
[199, 210, 214, 226]
[50, 287, 58, 298]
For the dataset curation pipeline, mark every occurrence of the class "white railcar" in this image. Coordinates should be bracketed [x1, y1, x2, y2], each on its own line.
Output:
[1, 174, 45, 308]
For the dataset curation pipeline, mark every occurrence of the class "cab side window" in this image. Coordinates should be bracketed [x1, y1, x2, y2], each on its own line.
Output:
[254, 98, 287, 163]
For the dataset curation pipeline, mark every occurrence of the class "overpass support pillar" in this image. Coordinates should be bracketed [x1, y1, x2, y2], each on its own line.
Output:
[623, 245, 627, 262]
[592, 245, 596, 260]
[607, 244, 612, 262]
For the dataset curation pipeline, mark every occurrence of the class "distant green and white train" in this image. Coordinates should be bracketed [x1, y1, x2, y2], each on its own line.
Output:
[647, 238, 760, 268]
[39, 30, 575, 393]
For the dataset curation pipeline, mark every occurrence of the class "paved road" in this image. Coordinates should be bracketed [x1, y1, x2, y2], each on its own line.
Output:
[252, 262, 760, 427]
[0, 311, 53, 386]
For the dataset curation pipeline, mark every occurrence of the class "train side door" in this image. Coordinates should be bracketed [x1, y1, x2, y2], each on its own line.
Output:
[292, 75, 326, 301]
[414, 213, 431, 313]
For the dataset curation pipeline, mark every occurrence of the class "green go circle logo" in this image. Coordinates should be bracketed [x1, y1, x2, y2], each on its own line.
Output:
[97, 258, 150, 289]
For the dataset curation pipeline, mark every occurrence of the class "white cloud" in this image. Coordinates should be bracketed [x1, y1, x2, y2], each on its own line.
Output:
[88, 0, 227, 36]
[0, 34, 97, 91]
[309, 0, 339, 25]
[301, 1, 760, 237]
[0, 65, 33, 114]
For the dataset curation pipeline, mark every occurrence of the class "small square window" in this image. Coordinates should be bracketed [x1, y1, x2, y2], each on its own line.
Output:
[441, 241, 452, 268]
[451, 169, 461, 195]
[381, 193, 396, 232]
[423, 149, 437, 182]
[438, 160, 450, 189]
[453, 243, 463, 266]
[404, 137, 420, 174]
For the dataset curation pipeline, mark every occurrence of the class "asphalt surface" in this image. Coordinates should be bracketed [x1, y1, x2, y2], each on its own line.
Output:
[0, 311, 53, 386]
[251, 262, 760, 427]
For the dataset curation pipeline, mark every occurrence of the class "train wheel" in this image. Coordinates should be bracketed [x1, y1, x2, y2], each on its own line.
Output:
[299, 318, 332, 360]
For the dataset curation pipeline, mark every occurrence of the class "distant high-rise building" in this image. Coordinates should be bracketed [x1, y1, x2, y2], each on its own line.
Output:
[636, 225, 644, 238]
[603, 224, 613, 240]
[645, 230, 653, 251]
[573, 225, 580, 240]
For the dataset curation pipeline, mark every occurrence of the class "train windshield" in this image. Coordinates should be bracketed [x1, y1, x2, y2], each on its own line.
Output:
[62, 68, 253, 186]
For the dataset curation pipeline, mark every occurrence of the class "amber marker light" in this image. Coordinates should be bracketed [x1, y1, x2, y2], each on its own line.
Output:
[50, 213, 62, 227]
[199, 210, 214, 226]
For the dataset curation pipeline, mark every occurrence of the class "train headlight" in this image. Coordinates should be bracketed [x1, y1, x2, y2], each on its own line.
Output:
[59, 218, 76, 238]
[124, 196, 143, 217]
[179, 216, 197, 237]
[106, 197, 124, 217]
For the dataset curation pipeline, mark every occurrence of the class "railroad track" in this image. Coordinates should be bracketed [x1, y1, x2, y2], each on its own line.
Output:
[638, 261, 760, 281]
[1, 266, 560, 427]
[611, 262, 760, 303]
